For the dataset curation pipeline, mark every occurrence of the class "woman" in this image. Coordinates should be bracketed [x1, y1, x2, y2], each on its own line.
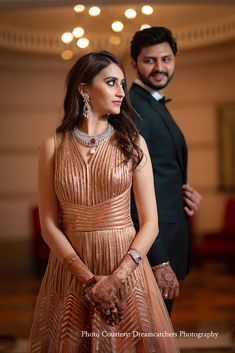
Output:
[29, 51, 179, 353]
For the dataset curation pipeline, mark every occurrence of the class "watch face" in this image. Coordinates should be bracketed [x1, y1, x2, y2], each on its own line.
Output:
[135, 254, 141, 263]
[129, 250, 142, 264]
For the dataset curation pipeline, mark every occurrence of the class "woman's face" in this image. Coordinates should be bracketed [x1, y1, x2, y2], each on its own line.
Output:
[86, 63, 125, 118]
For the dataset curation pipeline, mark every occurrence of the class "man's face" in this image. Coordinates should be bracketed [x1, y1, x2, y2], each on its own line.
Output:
[133, 42, 175, 93]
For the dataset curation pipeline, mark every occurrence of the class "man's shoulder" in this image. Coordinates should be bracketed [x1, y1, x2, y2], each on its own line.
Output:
[129, 83, 146, 97]
[130, 84, 159, 119]
[129, 84, 151, 108]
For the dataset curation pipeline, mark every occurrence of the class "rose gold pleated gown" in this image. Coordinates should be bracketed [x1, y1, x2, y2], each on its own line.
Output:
[28, 131, 180, 353]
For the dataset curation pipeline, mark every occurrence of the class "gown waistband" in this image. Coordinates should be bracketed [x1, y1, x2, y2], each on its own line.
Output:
[59, 188, 133, 232]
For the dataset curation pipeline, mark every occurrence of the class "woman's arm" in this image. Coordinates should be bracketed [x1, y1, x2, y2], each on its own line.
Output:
[38, 135, 94, 283]
[128, 135, 159, 255]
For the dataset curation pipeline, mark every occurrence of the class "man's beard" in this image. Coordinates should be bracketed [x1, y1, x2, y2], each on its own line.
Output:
[137, 68, 174, 91]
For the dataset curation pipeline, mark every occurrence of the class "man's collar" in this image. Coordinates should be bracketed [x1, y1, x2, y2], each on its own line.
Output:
[134, 78, 163, 101]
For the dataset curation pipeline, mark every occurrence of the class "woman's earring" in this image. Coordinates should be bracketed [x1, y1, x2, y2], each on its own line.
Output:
[82, 93, 92, 119]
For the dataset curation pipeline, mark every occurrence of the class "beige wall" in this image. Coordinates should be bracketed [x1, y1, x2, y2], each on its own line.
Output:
[168, 42, 235, 236]
[0, 41, 235, 271]
[0, 50, 68, 243]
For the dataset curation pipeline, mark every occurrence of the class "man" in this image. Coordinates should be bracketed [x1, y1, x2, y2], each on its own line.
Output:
[129, 26, 202, 314]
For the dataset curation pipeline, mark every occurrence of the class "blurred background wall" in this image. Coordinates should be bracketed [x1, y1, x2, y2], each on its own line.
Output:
[0, 1, 235, 274]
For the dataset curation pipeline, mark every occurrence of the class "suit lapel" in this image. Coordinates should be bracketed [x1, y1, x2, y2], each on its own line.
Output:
[131, 84, 187, 181]
[149, 99, 187, 181]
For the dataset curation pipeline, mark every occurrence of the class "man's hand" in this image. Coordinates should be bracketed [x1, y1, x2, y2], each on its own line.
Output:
[153, 264, 179, 300]
[183, 184, 202, 216]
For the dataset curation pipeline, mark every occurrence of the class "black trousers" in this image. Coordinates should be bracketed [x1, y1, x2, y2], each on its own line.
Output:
[164, 299, 174, 316]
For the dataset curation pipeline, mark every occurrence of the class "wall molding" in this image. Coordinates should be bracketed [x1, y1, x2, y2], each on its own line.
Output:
[175, 15, 235, 49]
[0, 15, 235, 55]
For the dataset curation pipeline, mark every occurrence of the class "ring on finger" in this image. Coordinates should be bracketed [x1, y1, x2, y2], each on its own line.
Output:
[105, 309, 111, 315]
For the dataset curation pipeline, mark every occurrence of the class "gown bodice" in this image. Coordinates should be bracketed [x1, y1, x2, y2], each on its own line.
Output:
[54, 131, 133, 232]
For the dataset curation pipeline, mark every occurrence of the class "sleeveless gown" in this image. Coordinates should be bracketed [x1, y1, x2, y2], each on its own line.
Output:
[28, 131, 180, 353]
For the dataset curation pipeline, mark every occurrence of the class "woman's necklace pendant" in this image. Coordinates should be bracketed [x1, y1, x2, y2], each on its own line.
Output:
[89, 137, 97, 154]
[90, 146, 96, 154]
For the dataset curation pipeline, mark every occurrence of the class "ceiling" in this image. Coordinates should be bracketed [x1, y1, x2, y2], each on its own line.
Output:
[0, 0, 235, 9]
[1, 3, 235, 32]
[0, 1, 235, 58]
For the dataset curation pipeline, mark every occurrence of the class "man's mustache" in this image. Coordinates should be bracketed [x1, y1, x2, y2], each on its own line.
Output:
[150, 71, 168, 78]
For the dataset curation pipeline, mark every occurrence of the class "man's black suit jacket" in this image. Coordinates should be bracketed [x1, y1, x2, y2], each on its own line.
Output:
[130, 83, 190, 280]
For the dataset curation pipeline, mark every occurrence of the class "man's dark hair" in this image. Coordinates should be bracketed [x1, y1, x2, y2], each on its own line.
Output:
[130, 26, 178, 62]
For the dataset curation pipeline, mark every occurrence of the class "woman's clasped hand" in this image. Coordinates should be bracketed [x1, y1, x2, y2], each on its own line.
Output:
[83, 275, 124, 326]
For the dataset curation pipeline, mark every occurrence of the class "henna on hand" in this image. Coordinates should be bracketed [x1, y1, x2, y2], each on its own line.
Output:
[112, 252, 139, 284]
[89, 275, 121, 304]
[89, 253, 139, 304]
[101, 296, 124, 326]
[82, 277, 97, 307]
[153, 264, 179, 300]
[63, 253, 94, 283]
[86, 251, 141, 324]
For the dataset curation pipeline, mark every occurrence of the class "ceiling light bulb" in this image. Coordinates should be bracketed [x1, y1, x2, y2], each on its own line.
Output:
[88, 6, 101, 16]
[125, 9, 137, 19]
[140, 24, 151, 30]
[141, 5, 153, 15]
[109, 36, 122, 46]
[61, 50, 74, 60]
[77, 38, 89, 48]
[61, 32, 73, 43]
[74, 4, 85, 13]
[111, 21, 124, 32]
[72, 27, 85, 38]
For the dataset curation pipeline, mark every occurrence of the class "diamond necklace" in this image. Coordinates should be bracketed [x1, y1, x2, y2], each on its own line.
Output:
[73, 123, 114, 154]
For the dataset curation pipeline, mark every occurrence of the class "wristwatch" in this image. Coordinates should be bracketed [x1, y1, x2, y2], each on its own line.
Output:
[128, 249, 142, 264]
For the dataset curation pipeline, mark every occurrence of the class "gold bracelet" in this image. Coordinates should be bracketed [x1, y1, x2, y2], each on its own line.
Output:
[152, 261, 170, 271]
